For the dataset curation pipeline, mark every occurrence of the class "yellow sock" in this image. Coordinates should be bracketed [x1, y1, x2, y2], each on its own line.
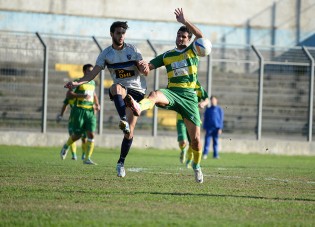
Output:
[186, 146, 194, 161]
[84, 139, 95, 160]
[70, 142, 77, 156]
[139, 98, 155, 111]
[190, 147, 202, 169]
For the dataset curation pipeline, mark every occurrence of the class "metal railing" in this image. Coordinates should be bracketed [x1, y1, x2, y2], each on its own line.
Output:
[0, 31, 314, 142]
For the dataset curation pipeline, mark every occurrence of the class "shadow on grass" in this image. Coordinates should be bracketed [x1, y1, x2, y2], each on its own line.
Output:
[135, 191, 315, 202]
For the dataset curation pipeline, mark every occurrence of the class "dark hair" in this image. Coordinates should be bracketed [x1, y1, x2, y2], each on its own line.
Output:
[178, 26, 192, 39]
[83, 64, 93, 72]
[110, 21, 129, 33]
[210, 95, 217, 100]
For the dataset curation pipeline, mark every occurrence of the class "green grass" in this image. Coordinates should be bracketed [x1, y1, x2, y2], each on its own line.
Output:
[0, 145, 314, 226]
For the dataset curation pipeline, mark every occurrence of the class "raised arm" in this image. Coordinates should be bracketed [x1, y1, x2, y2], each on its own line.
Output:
[174, 8, 203, 40]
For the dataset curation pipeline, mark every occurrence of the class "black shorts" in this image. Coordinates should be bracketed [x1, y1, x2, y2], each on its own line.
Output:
[108, 84, 145, 102]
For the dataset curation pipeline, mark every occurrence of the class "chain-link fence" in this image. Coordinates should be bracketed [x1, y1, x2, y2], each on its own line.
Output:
[0, 31, 314, 141]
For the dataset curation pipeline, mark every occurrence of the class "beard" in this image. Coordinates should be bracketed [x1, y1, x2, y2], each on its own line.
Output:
[176, 40, 187, 49]
[176, 43, 187, 49]
[113, 37, 123, 46]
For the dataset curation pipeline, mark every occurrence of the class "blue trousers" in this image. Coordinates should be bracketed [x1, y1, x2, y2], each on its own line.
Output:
[203, 128, 219, 158]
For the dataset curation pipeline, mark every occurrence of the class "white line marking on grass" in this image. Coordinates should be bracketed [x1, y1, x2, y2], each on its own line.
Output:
[127, 168, 315, 184]
[127, 168, 148, 172]
[207, 174, 315, 184]
[216, 168, 228, 170]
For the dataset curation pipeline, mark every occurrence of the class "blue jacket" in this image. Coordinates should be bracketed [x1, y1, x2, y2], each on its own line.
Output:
[203, 105, 224, 130]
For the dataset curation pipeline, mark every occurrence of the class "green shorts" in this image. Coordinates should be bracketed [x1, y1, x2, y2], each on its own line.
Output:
[68, 120, 87, 138]
[68, 109, 87, 138]
[70, 107, 96, 136]
[158, 88, 201, 126]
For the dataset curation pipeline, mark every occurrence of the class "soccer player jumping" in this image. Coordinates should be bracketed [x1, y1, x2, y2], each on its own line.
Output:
[64, 21, 148, 177]
[125, 8, 208, 183]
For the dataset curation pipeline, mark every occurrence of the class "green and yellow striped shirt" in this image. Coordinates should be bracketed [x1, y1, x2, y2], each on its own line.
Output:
[73, 80, 95, 109]
[150, 43, 199, 92]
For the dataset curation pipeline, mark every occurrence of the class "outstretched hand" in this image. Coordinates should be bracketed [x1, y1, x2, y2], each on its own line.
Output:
[137, 60, 150, 76]
[64, 81, 79, 89]
[174, 8, 186, 24]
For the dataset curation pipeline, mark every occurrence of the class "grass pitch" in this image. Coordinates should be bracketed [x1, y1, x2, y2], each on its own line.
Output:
[0, 145, 314, 226]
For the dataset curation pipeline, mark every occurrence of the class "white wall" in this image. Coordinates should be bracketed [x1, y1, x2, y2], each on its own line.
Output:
[1, 0, 311, 47]
[1, 0, 277, 26]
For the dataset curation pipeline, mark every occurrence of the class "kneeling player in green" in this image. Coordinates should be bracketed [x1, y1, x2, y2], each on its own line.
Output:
[60, 64, 100, 165]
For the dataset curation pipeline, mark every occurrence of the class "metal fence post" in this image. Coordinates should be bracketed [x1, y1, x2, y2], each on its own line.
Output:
[35, 32, 48, 133]
[302, 46, 314, 142]
[251, 45, 264, 140]
[296, 0, 301, 45]
[92, 36, 104, 135]
[206, 54, 212, 105]
[147, 39, 159, 137]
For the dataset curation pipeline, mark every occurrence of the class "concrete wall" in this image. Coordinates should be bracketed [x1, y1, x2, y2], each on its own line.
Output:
[1, 0, 311, 46]
[1, 131, 314, 156]
[0, 0, 276, 26]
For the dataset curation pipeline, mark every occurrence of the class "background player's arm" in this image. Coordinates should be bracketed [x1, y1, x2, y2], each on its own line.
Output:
[66, 90, 90, 100]
[93, 92, 100, 112]
[174, 8, 203, 41]
[59, 103, 68, 117]
[56, 103, 68, 123]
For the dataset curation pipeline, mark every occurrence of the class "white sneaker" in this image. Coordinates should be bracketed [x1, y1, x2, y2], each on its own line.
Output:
[125, 94, 141, 116]
[116, 163, 126, 177]
[194, 168, 204, 183]
[119, 120, 130, 134]
[202, 154, 208, 160]
[60, 147, 68, 160]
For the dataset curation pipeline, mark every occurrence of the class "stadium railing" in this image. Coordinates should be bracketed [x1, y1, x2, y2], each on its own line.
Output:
[0, 31, 314, 142]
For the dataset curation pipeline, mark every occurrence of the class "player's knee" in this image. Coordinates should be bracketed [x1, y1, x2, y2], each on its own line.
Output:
[124, 132, 133, 140]
[110, 84, 125, 95]
[191, 138, 201, 150]
[87, 132, 94, 140]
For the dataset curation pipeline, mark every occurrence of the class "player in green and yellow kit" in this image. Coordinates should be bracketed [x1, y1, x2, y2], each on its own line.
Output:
[125, 8, 210, 183]
[177, 85, 209, 167]
[56, 92, 88, 160]
[59, 64, 100, 165]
